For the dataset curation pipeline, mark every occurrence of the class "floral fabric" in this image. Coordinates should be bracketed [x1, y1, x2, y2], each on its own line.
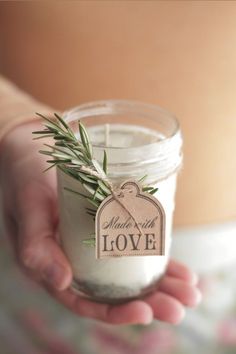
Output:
[1, 236, 236, 354]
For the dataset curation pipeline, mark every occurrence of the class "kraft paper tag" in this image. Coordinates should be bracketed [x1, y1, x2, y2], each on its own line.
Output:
[95, 181, 165, 259]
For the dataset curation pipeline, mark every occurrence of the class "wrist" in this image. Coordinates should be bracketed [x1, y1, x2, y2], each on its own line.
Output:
[0, 119, 51, 169]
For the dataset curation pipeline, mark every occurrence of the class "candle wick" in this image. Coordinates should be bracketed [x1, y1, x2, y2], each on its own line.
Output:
[103, 123, 142, 235]
[105, 124, 110, 147]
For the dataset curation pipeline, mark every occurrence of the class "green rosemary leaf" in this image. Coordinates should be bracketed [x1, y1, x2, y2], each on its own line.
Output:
[69, 160, 84, 166]
[44, 124, 59, 132]
[53, 135, 71, 140]
[97, 180, 110, 196]
[83, 183, 104, 201]
[102, 150, 107, 173]
[61, 167, 79, 180]
[33, 134, 55, 140]
[86, 198, 100, 208]
[86, 207, 97, 213]
[54, 113, 76, 138]
[52, 153, 72, 160]
[63, 143, 84, 158]
[78, 172, 97, 184]
[92, 186, 100, 201]
[36, 114, 71, 139]
[36, 113, 68, 134]
[32, 130, 54, 135]
[86, 209, 96, 215]
[64, 187, 88, 199]
[86, 210, 96, 218]
[82, 237, 96, 247]
[35, 112, 57, 125]
[39, 150, 53, 156]
[92, 159, 107, 179]
[79, 121, 93, 159]
[43, 163, 58, 172]
[54, 113, 70, 130]
[47, 159, 71, 164]
[148, 187, 158, 195]
[82, 182, 96, 195]
[138, 174, 148, 183]
[55, 141, 66, 146]
[43, 143, 68, 155]
[142, 186, 155, 192]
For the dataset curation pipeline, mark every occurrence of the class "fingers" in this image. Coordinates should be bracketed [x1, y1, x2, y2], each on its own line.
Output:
[44, 258, 201, 325]
[166, 259, 198, 285]
[16, 182, 72, 291]
[22, 238, 72, 290]
[44, 264, 202, 325]
[47, 280, 200, 325]
[144, 291, 186, 325]
[141, 260, 202, 325]
[108, 301, 153, 325]
[158, 276, 202, 307]
[45, 286, 153, 325]
[78, 298, 153, 325]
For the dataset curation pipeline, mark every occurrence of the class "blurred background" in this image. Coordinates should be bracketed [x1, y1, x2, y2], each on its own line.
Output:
[1, 1, 236, 353]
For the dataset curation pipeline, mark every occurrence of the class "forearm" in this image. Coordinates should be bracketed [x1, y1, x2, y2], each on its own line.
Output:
[0, 74, 52, 142]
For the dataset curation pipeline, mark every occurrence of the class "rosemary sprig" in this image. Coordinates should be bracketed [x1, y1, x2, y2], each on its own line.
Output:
[33, 113, 158, 246]
[34, 113, 111, 206]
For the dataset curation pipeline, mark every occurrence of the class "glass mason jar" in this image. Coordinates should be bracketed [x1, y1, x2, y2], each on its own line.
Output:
[57, 100, 183, 304]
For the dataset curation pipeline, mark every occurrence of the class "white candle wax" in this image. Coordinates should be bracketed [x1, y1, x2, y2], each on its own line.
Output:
[57, 123, 179, 303]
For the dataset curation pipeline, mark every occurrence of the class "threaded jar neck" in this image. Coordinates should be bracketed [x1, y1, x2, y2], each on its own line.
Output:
[63, 99, 183, 183]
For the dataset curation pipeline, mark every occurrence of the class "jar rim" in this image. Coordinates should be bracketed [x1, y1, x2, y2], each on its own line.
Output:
[63, 99, 182, 182]
[63, 99, 180, 151]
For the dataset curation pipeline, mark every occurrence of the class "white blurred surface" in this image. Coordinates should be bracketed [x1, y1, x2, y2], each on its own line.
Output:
[172, 221, 236, 273]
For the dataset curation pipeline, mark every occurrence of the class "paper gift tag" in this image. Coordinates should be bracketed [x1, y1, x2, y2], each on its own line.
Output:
[95, 180, 165, 259]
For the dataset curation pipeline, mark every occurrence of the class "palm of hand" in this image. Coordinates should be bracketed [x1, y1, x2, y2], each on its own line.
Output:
[0, 122, 201, 325]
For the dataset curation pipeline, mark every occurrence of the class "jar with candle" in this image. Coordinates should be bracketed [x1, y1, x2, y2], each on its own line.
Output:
[57, 100, 183, 304]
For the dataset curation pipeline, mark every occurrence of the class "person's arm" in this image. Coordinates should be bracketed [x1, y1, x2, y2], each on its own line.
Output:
[0, 74, 52, 142]
[0, 75, 201, 325]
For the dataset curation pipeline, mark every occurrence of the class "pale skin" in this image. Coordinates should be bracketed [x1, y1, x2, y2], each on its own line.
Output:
[0, 121, 202, 325]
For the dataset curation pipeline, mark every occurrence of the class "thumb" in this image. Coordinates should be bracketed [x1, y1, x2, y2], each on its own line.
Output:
[16, 182, 72, 291]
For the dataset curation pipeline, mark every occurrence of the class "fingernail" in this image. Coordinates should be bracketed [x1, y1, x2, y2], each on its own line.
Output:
[43, 262, 67, 290]
[173, 307, 186, 325]
[191, 272, 199, 286]
[195, 288, 202, 305]
[142, 313, 153, 325]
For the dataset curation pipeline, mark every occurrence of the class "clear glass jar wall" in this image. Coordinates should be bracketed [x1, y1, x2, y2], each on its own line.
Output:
[57, 100, 183, 303]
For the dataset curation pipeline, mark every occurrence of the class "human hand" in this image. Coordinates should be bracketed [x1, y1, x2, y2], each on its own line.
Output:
[0, 121, 201, 325]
